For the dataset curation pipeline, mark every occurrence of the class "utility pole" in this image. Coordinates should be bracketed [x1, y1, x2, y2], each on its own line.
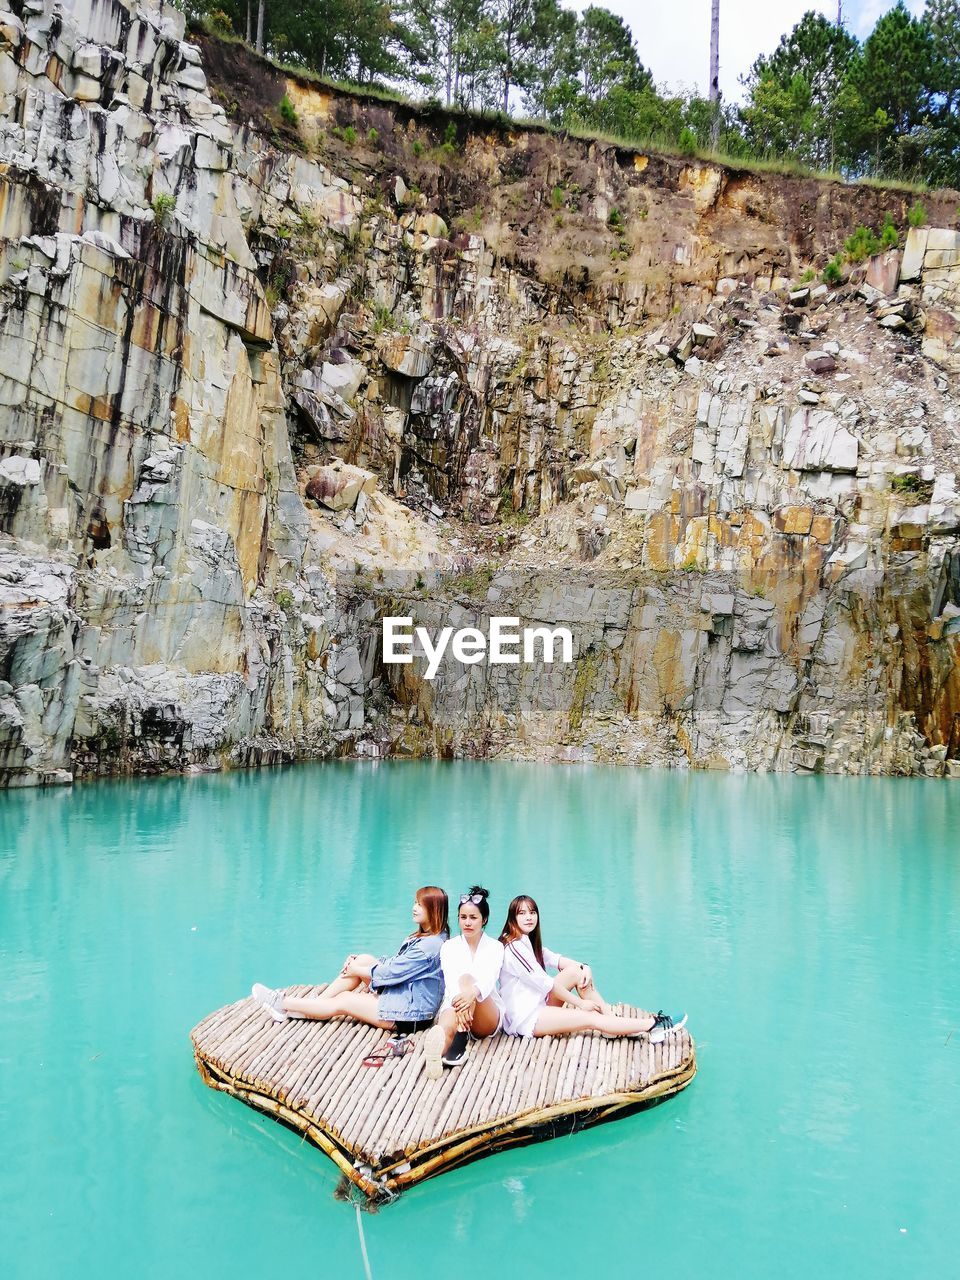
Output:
[709, 0, 721, 147]
[837, 2, 842, 25]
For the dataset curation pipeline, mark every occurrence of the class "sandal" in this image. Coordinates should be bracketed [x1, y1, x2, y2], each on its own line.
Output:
[361, 1035, 415, 1067]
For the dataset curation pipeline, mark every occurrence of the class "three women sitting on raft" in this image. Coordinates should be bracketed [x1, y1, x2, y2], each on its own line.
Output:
[252, 885, 686, 1080]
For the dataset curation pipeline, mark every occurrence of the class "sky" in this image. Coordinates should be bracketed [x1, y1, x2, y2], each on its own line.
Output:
[569, 0, 928, 101]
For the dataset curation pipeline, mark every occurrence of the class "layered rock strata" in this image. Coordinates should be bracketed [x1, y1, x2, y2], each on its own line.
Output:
[1, 0, 958, 783]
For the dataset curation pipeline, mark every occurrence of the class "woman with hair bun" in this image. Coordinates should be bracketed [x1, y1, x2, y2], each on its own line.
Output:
[251, 886, 449, 1033]
[422, 886, 503, 1078]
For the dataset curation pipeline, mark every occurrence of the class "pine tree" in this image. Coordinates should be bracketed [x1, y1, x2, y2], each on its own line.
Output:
[578, 7, 648, 103]
[519, 0, 578, 121]
[920, 0, 960, 185]
[847, 1, 933, 175]
[742, 11, 858, 168]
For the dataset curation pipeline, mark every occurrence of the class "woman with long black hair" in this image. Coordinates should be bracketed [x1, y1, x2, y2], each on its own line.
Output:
[422, 886, 503, 1078]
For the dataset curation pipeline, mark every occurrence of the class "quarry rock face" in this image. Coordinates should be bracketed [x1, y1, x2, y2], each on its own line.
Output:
[1, 0, 959, 784]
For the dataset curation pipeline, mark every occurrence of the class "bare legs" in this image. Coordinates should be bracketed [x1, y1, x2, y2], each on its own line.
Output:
[532, 1005, 657, 1037]
[546, 963, 612, 1015]
[313, 953, 378, 1001]
[280, 954, 394, 1029]
[434, 976, 500, 1054]
[545, 963, 655, 1021]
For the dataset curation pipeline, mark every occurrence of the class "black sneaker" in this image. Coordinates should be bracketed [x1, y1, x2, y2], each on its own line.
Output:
[442, 1030, 470, 1067]
[649, 1010, 687, 1044]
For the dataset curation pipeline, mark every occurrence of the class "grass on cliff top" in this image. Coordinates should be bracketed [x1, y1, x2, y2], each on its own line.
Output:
[561, 122, 937, 193]
[194, 24, 942, 197]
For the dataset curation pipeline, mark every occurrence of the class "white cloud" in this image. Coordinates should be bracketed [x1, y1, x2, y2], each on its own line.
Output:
[850, 0, 925, 38]
[568, 0, 928, 102]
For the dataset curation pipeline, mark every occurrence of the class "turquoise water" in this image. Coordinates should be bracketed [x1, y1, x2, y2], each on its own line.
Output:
[1, 763, 958, 1278]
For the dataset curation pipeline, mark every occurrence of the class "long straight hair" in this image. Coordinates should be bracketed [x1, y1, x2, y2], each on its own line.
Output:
[499, 894, 544, 968]
[416, 886, 450, 938]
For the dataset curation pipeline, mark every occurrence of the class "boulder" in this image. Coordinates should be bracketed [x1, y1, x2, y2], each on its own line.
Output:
[305, 462, 377, 511]
[927, 603, 960, 641]
[923, 308, 960, 371]
[380, 335, 431, 378]
[865, 249, 900, 295]
[0, 456, 41, 487]
[805, 351, 837, 375]
[926, 228, 960, 254]
[782, 410, 858, 472]
[414, 212, 448, 240]
[900, 227, 928, 282]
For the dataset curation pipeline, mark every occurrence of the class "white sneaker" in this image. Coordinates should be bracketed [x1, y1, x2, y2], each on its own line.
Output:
[252, 983, 288, 1022]
[422, 1025, 445, 1080]
[648, 1010, 687, 1044]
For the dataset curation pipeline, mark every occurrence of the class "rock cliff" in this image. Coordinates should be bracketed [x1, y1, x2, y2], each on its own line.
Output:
[2, 0, 959, 784]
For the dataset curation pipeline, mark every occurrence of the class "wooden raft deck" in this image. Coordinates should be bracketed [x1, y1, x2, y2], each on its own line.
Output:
[191, 986, 696, 1202]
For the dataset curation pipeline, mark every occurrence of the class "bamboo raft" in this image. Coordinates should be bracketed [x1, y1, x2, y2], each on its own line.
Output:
[191, 986, 696, 1202]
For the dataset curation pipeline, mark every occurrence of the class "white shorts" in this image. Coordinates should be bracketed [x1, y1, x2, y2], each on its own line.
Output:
[502, 1001, 545, 1039]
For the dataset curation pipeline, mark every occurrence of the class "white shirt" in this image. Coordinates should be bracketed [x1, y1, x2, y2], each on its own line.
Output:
[439, 933, 504, 1010]
[499, 936, 562, 1037]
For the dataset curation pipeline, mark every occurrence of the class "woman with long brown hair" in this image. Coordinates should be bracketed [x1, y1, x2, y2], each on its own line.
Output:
[498, 894, 685, 1041]
[251, 886, 449, 1032]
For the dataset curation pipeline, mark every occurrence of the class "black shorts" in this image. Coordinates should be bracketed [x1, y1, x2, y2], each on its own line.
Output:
[392, 1018, 433, 1034]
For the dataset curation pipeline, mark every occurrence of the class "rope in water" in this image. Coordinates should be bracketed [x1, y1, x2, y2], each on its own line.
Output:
[355, 1203, 373, 1280]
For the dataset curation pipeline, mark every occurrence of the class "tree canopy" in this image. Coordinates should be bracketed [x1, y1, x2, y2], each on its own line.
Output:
[191, 0, 960, 185]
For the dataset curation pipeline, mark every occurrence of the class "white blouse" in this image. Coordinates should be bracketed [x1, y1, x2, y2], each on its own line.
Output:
[439, 933, 504, 1010]
[499, 936, 562, 1037]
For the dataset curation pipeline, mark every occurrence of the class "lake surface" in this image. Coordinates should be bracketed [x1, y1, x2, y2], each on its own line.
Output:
[1, 763, 958, 1278]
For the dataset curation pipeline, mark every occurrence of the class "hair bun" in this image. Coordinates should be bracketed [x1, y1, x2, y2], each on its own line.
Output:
[468, 885, 489, 899]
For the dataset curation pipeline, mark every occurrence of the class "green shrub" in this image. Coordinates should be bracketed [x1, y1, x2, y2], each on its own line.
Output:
[205, 9, 233, 36]
[890, 472, 932, 498]
[372, 303, 393, 332]
[678, 127, 698, 156]
[607, 207, 624, 231]
[844, 224, 881, 262]
[822, 254, 844, 285]
[151, 192, 176, 226]
[799, 267, 815, 284]
[279, 94, 297, 127]
[908, 201, 928, 228]
[443, 564, 495, 597]
[342, 125, 357, 145]
[441, 121, 458, 152]
[367, 127, 378, 146]
[879, 212, 899, 250]
[550, 184, 565, 208]
[412, 140, 424, 157]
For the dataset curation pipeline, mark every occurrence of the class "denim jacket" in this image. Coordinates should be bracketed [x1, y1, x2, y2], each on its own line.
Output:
[369, 932, 446, 1021]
